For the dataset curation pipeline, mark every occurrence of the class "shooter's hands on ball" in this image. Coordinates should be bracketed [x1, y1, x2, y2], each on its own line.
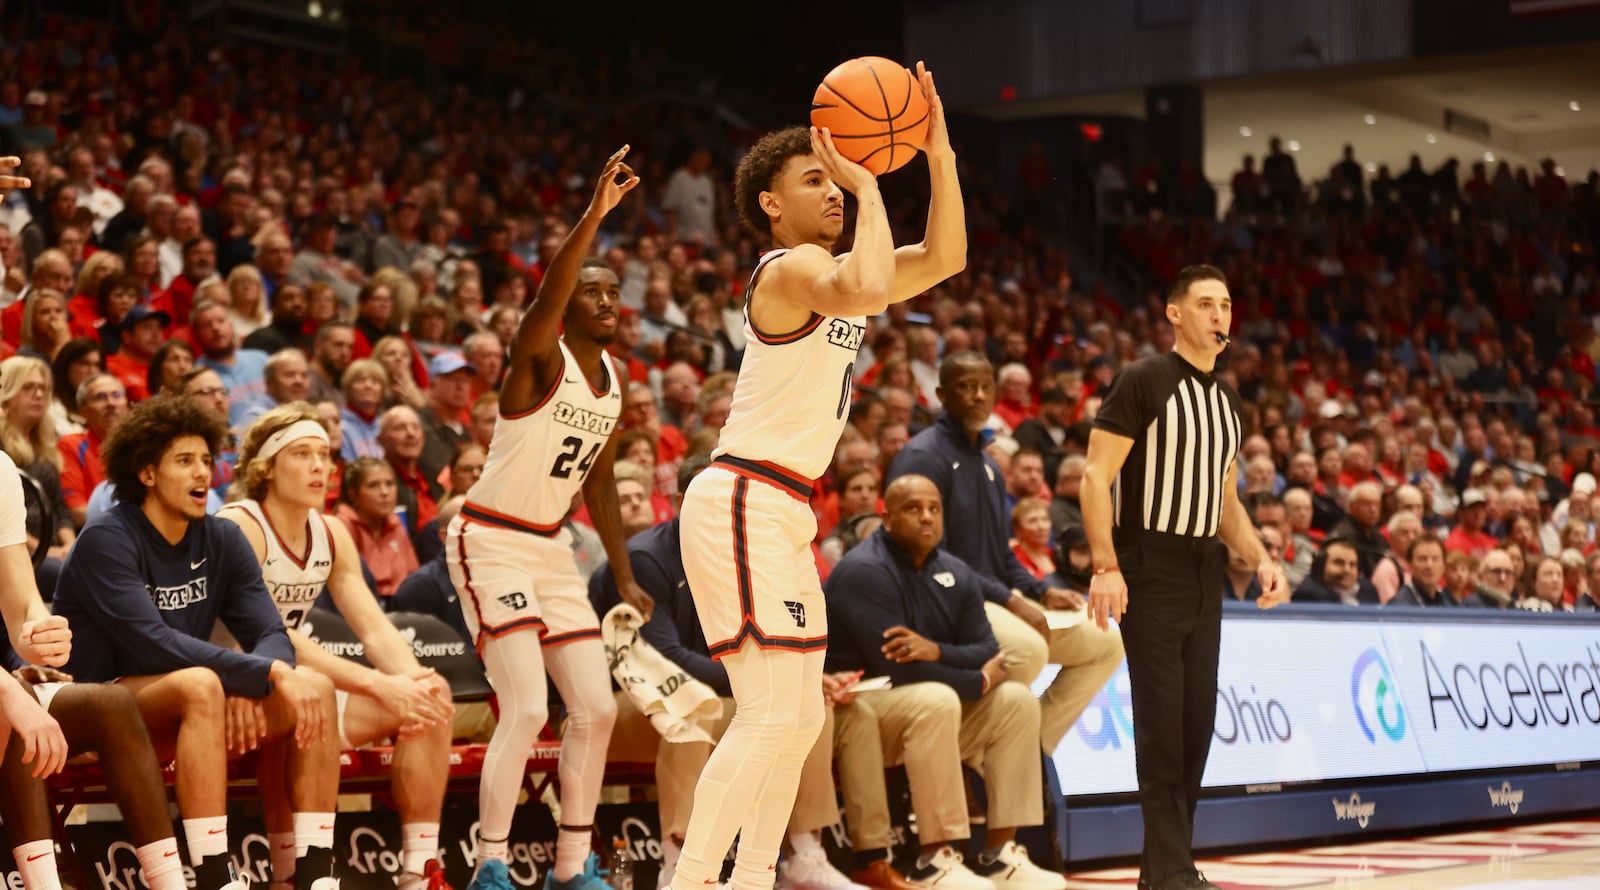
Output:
[810, 125, 878, 196]
[590, 145, 640, 216]
[913, 61, 953, 159]
[1087, 569, 1128, 631]
[882, 626, 940, 663]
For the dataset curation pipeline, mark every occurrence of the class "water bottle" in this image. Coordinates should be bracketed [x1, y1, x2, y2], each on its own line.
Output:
[607, 839, 633, 890]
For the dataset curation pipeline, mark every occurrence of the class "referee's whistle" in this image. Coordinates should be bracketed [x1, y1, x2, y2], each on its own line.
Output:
[1214, 332, 1231, 345]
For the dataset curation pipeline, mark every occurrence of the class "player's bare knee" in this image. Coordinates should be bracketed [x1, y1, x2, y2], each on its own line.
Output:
[171, 667, 225, 716]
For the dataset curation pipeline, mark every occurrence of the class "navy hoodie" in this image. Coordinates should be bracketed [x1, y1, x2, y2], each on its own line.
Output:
[53, 501, 295, 697]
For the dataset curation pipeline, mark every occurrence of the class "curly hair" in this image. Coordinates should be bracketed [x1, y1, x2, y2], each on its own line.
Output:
[232, 401, 327, 503]
[733, 126, 812, 239]
[101, 394, 229, 505]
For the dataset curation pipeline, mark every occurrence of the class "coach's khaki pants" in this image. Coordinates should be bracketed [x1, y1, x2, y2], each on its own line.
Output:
[985, 600, 1126, 751]
[833, 680, 1041, 851]
[608, 692, 840, 838]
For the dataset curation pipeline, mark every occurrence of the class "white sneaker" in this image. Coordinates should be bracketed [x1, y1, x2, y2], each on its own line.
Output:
[905, 848, 995, 890]
[971, 842, 1065, 890]
[657, 838, 681, 890]
[308, 878, 341, 890]
[779, 849, 868, 890]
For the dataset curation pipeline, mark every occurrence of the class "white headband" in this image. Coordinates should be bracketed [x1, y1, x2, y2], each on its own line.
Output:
[257, 419, 330, 463]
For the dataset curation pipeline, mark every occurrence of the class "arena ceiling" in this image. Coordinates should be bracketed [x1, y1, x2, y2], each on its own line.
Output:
[971, 42, 1600, 204]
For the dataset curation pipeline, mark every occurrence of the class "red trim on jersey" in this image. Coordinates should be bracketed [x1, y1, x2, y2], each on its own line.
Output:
[574, 346, 615, 399]
[479, 615, 549, 639]
[502, 351, 566, 420]
[319, 513, 338, 566]
[455, 528, 489, 652]
[462, 502, 563, 537]
[713, 455, 813, 502]
[259, 511, 314, 570]
[748, 312, 823, 346]
[704, 476, 827, 659]
[542, 628, 602, 648]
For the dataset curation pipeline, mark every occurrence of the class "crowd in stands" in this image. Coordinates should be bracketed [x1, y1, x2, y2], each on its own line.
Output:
[0, 8, 1595, 889]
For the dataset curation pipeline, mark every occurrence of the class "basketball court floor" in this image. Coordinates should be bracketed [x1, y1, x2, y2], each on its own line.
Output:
[1062, 818, 1600, 888]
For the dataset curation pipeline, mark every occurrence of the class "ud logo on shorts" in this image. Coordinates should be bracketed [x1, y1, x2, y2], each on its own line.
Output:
[784, 600, 806, 628]
[498, 592, 529, 611]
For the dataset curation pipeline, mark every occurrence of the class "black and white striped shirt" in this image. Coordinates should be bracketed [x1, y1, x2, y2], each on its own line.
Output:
[1093, 352, 1242, 538]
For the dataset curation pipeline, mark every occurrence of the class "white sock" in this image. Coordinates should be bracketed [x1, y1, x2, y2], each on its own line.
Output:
[270, 832, 296, 885]
[553, 829, 591, 882]
[13, 840, 62, 890]
[136, 838, 185, 890]
[788, 832, 822, 857]
[478, 834, 509, 865]
[293, 812, 337, 857]
[183, 817, 230, 862]
[401, 822, 440, 876]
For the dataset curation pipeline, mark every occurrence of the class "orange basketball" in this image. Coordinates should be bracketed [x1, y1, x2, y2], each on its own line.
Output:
[810, 56, 931, 176]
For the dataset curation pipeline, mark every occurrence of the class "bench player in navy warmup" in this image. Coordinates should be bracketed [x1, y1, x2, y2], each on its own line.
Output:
[53, 394, 341, 890]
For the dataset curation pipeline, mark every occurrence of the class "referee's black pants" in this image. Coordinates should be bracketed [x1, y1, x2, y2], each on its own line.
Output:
[1115, 530, 1226, 886]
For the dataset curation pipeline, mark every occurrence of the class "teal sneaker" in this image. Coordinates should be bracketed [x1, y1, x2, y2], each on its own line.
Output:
[468, 860, 515, 890]
[543, 854, 612, 890]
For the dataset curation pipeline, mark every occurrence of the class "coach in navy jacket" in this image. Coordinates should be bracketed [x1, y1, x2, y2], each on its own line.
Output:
[823, 499, 1002, 700]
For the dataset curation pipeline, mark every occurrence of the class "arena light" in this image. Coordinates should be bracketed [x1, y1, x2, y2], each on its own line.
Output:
[1239, 126, 1252, 138]
[1571, 100, 1582, 112]
[1363, 114, 1377, 125]
[1426, 133, 1438, 144]
[1287, 139, 1301, 151]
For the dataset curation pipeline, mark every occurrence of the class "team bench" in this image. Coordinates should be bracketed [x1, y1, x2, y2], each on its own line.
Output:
[44, 609, 657, 808]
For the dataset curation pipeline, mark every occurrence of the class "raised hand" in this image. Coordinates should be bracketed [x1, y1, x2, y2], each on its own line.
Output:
[914, 61, 952, 159]
[590, 145, 641, 217]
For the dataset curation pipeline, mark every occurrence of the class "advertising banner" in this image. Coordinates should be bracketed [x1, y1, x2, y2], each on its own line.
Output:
[1040, 616, 1600, 797]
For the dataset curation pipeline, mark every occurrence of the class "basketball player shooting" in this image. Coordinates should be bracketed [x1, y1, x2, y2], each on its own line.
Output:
[670, 61, 965, 890]
[448, 147, 652, 890]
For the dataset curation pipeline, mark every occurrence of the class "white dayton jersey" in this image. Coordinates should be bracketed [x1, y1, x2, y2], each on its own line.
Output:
[714, 248, 867, 481]
[465, 338, 624, 534]
[232, 499, 334, 630]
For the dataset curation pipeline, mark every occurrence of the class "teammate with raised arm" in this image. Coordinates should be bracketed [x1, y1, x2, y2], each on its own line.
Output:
[221, 403, 455, 890]
[449, 148, 651, 890]
[671, 62, 965, 890]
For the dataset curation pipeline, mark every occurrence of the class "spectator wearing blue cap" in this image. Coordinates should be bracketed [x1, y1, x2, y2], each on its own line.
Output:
[418, 350, 478, 485]
[104, 304, 169, 402]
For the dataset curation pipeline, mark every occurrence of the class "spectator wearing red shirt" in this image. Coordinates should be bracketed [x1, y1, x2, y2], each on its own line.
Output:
[334, 457, 418, 600]
[103, 304, 168, 402]
[149, 236, 217, 337]
[377, 404, 439, 536]
[58, 372, 128, 527]
[992, 362, 1036, 434]
[1445, 489, 1499, 559]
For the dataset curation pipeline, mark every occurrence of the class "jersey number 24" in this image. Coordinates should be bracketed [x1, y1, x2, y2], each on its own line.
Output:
[551, 436, 601, 479]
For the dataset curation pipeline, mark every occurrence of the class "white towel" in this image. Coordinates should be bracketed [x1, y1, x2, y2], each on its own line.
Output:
[602, 603, 721, 744]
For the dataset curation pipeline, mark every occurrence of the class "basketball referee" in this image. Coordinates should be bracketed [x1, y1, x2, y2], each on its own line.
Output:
[1081, 265, 1287, 890]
